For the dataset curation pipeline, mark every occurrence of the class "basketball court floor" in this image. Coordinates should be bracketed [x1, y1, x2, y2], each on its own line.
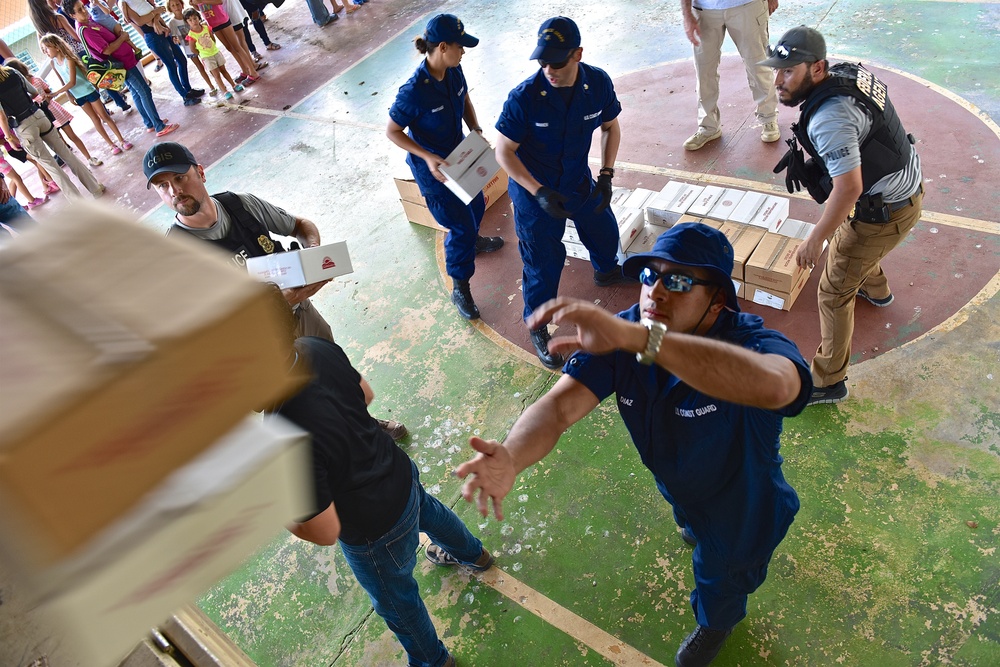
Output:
[13, 0, 1000, 664]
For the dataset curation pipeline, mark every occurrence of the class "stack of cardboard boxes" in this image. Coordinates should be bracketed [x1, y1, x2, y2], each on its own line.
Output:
[574, 179, 820, 310]
[0, 204, 313, 665]
[393, 133, 509, 231]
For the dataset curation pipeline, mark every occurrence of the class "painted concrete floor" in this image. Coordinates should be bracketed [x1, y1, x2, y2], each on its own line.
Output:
[24, 0, 998, 664]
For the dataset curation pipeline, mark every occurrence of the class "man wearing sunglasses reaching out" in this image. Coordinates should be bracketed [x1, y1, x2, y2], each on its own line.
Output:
[457, 224, 812, 666]
[495, 16, 630, 370]
[761, 27, 922, 406]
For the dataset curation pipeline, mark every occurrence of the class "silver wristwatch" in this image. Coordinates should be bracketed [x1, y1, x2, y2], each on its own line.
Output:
[636, 318, 668, 365]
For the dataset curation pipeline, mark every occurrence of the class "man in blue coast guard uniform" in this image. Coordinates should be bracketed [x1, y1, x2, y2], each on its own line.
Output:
[457, 224, 812, 666]
[495, 16, 630, 369]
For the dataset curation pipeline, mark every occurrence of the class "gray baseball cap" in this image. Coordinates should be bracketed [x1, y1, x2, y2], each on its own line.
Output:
[758, 26, 826, 67]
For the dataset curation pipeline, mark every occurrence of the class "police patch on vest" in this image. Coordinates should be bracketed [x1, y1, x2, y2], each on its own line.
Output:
[583, 111, 600, 121]
[535, 122, 549, 127]
[432, 105, 444, 113]
[258, 235, 274, 253]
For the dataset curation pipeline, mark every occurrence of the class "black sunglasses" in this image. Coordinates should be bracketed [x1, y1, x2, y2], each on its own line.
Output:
[639, 267, 716, 292]
[538, 57, 571, 70]
[768, 44, 818, 62]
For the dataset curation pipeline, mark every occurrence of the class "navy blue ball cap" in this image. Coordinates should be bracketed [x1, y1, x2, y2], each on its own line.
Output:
[622, 223, 740, 312]
[424, 14, 479, 48]
[143, 141, 198, 188]
[530, 16, 581, 62]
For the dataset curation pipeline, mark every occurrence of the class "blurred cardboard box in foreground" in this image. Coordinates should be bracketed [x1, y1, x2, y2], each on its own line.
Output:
[16, 415, 311, 667]
[0, 202, 307, 562]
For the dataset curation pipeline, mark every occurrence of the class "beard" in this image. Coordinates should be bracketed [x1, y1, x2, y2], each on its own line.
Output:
[172, 195, 201, 216]
[778, 74, 818, 107]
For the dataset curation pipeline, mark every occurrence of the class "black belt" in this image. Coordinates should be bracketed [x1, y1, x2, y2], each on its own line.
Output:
[887, 183, 923, 212]
[12, 105, 40, 124]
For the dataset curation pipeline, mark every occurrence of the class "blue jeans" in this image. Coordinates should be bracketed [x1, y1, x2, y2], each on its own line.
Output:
[0, 196, 32, 235]
[143, 31, 191, 99]
[339, 460, 485, 667]
[125, 66, 164, 132]
[304, 0, 332, 25]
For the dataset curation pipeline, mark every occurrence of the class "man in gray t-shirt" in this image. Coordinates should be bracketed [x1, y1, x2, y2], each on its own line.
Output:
[761, 26, 923, 407]
[144, 142, 409, 441]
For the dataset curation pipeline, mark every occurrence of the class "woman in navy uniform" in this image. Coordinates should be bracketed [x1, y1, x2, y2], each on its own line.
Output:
[387, 14, 503, 321]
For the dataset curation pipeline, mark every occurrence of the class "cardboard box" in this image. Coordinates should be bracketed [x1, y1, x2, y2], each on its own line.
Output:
[734, 278, 745, 301]
[644, 187, 682, 227]
[622, 187, 657, 211]
[400, 197, 446, 231]
[565, 240, 591, 262]
[745, 233, 808, 295]
[747, 268, 810, 311]
[687, 185, 725, 217]
[776, 218, 816, 240]
[616, 208, 647, 250]
[729, 191, 768, 225]
[624, 223, 671, 257]
[30, 416, 311, 667]
[707, 189, 745, 220]
[563, 225, 582, 245]
[0, 203, 307, 561]
[245, 242, 353, 289]
[675, 214, 723, 229]
[395, 166, 508, 232]
[394, 177, 423, 205]
[749, 195, 790, 233]
[667, 184, 705, 214]
[718, 221, 766, 280]
[439, 133, 501, 205]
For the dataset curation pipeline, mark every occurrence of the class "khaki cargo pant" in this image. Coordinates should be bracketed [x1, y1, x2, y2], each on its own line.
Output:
[811, 191, 923, 387]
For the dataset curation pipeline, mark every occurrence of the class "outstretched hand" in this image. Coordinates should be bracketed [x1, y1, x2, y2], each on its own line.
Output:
[455, 437, 516, 521]
[527, 297, 638, 358]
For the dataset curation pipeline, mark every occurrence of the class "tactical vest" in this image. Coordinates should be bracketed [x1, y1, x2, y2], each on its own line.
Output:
[0, 67, 39, 124]
[169, 192, 286, 269]
[791, 63, 911, 194]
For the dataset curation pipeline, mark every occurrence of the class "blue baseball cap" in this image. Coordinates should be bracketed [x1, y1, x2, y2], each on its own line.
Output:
[622, 224, 740, 312]
[530, 16, 581, 62]
[424, 14, 478, 47]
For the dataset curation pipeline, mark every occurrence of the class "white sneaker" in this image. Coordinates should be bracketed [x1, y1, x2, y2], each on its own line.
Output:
[761, 121, 781, 143]
[88, 157, 104, 166]
[683, 128, 722, 151]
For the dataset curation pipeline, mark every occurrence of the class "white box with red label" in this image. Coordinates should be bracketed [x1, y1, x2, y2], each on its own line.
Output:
[245, 241, 353, 289]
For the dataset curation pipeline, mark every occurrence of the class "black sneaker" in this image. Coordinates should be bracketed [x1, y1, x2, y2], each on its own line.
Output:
[806, 379, 849, 406]
[425, 544, 495, 572]
[594, 265, 632, 287]
[451, 280, 480, 320]
[529, 327, 564, 370]
[475, 235, 504, 253]
[676, 625, 733, 667]
[185, 88, 206, 99]
[858, 289, 894, 307]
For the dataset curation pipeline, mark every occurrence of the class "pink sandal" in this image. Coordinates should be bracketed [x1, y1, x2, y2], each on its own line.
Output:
[122, 141, 134, 150]
[46, 181, 60, 194]
[111, 145, 123, 155]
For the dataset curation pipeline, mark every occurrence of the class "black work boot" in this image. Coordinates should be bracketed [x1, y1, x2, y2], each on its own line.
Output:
[594, 264, 633, 287]
[451, 279, 480, 320]
[675, 625, 733, 667]
[475, 235, 504, 253]
[529, 327, 564, 370]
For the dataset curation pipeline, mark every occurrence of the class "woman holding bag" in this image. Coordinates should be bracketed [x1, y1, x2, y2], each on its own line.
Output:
[40, 33, 132, 157]
[65, 0, 178, 136]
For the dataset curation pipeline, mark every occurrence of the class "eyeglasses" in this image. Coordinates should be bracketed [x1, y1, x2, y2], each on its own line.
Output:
[538, 58, 570, 70]
[768, 44, 818, 62]
[639, 267, 716, 292]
